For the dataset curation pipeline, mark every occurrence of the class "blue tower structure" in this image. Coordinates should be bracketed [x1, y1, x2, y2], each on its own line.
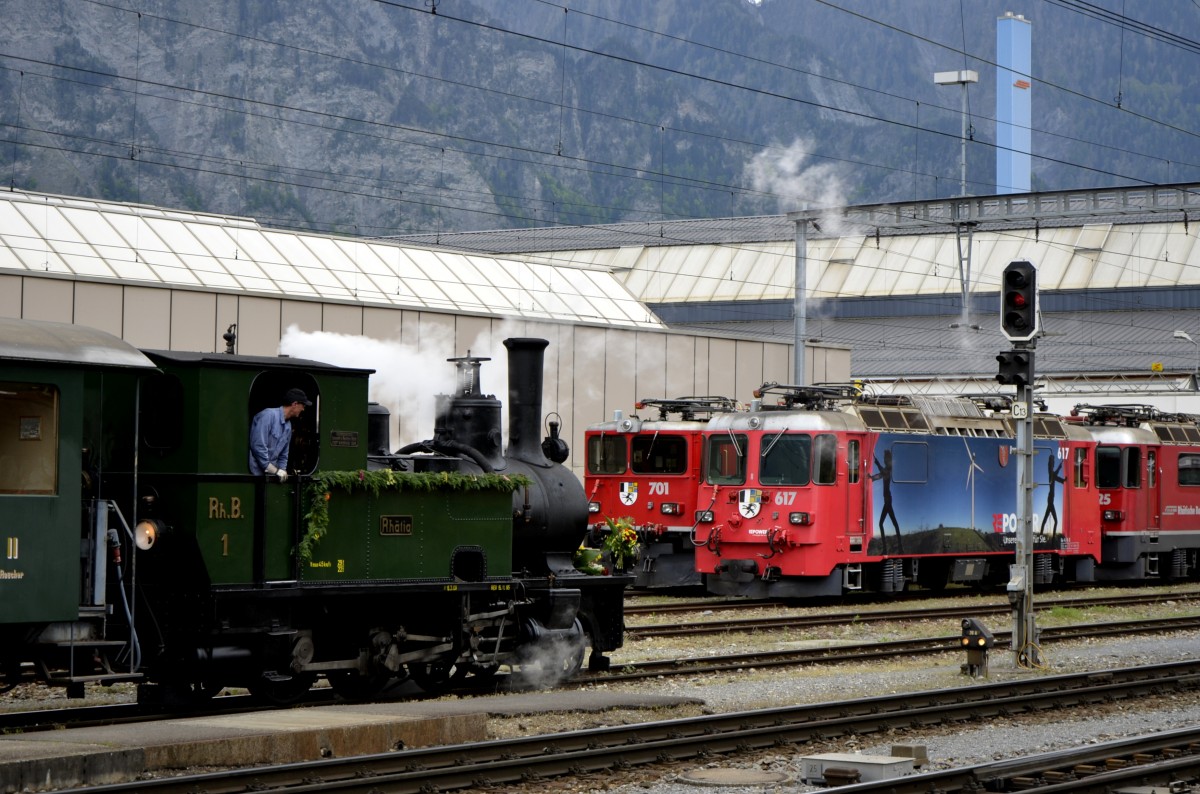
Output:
[996, 12, 1032, 194]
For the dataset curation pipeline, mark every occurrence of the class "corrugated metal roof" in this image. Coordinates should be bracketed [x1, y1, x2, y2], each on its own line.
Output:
[0, 189, 663, 330]
[469, 219, 1200, 306]
[395, 184, 1200, 307]
[671, 307, 1200, 380]
[388, 188, 1200, 309]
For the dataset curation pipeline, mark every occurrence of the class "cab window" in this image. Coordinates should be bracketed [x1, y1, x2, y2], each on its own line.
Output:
[760, 433, 810, 486]
[1098, 446, 1142, 488]
[813, 434, 837, 485]
[0, 382, 58, 495]
[631, 434, 687, 474]
[1072, 447, 1088, 487]
[1096, 446, 1121, 488]
[1124, 448, 1141, 488]
[847, 440, 861, 484]
[586, 435, 627, 475]
[706, 434, 747, 485]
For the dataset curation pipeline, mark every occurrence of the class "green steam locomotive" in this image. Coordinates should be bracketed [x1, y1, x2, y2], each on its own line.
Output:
[0, 318, 626, 704]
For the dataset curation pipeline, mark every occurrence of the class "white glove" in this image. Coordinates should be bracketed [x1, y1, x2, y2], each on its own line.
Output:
[265, 463, 288, 482]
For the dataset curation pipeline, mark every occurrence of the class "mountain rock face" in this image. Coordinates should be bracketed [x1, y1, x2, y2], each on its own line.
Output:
[2, 0, 1196, 235]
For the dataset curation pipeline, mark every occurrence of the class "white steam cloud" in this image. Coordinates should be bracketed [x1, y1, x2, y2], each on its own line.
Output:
[745, 138, 849, 232]
[279, 325, 513, 450]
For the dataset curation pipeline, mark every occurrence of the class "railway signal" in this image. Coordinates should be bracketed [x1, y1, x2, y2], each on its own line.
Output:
[1000, 260, 1038, 342]
[961, 618, 994, 678]
[995, 349, 1034, 387]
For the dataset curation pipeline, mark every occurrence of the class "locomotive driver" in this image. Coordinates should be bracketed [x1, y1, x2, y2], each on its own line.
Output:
[249, 388, 312, 481]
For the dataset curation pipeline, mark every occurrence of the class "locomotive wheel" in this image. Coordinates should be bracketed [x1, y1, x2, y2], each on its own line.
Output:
[554, 639, 586, 679]
[248, 672, 316, 705]
[514, 637, 586, 688]
[328, 671, 395, 701]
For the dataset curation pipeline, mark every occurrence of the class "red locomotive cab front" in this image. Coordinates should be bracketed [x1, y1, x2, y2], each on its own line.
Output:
[1091, 427, 1161, 580]
[584, 399, 732, 589]
[585, 428, 699, 532]
[696, 411, 866, 599]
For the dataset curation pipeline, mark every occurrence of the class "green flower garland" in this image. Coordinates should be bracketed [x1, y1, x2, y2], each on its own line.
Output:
[298, 469, 530, 562]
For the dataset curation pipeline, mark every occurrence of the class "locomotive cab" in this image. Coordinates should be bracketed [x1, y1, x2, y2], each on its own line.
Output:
[1075, 403, 1200, 581]
[584, 396, 738, 589]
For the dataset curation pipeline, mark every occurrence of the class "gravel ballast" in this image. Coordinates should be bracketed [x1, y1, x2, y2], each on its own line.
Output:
[500, 628, 1200, 794]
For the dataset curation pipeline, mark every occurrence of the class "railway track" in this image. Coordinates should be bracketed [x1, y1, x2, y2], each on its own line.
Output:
[48, 659, 1200, 794]
[836, 724, 1200, 794]
[7, 611, 1199, 735]
[626, 589, 1200, 637]
[587, 614, 1200, 682]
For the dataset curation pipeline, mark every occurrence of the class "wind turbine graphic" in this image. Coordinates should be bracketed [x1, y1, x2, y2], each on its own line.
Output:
[963, 437, 983, 532]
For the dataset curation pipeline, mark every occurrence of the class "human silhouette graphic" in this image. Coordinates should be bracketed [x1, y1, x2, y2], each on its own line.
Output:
[1041, 455, 1065, 536]
[872, 449, 903, 553]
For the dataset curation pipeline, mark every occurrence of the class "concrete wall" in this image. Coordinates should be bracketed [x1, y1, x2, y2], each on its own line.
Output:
[0, 273, 849, 480]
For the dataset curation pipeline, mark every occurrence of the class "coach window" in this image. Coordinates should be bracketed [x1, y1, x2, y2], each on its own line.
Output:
[706, 433, 747, 485]
[631, 434, 687, 475]
[759, 433, 810, 486]
[847, 440, 861, 484]
[1180, 454, 1200, 486]
[587, 435, 627, 475]
[0, 383, 58, 495]
[1147, 450, 1157, 489]
[813, 434, 837, 485]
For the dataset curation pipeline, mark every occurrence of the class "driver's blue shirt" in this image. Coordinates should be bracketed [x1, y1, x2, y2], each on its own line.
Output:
[248, 406, 292, 475]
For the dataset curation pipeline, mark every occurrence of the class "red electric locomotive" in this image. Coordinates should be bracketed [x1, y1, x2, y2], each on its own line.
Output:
[694, 384, 1102, 598]
[585, 397, 739, 588]
[1071, 404, 1200, 581]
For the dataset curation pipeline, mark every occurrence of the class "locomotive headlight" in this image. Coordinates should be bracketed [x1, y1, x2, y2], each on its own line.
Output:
[661, 503, 682, 515]
[1102, 509, 1125, 522]
[696, 510, 714, 523]
[788, 512, 812, 525]
[588, 501, 601, 514]
[134, 519, 162, 551]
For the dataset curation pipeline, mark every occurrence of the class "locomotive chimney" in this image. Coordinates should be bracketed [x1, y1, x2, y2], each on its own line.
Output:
[503, 337, 551, 467]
